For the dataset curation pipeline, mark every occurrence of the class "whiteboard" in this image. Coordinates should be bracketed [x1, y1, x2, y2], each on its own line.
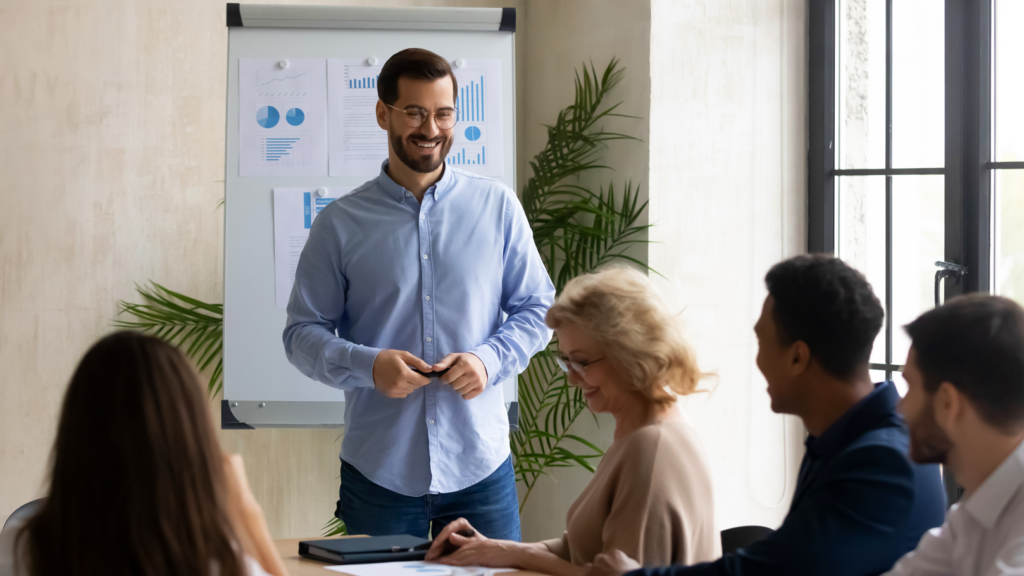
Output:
[223, 6, 516, 428]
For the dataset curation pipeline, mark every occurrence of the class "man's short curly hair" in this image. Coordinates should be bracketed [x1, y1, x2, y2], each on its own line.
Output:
[765, 254, 884, 379]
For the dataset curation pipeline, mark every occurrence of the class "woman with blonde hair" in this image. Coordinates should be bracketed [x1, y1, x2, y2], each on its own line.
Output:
[426, 266, 720, 575]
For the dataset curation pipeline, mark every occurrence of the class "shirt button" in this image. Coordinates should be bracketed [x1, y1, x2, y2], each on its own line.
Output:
[424, 295, 430, 301]
[422, 254, 428, 260]
[426, 337, 432, 342]
[420, 215, 425, 220]
[428, 419, 435, 425]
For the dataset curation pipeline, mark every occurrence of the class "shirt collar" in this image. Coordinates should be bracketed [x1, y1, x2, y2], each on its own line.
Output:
[962, 438, 1024, 529]
[377, 160, 456, 203]
[805, 381, 900, 460]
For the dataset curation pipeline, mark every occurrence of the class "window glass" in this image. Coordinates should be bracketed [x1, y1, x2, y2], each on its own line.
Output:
[891, 175, 944, 364]
[995, 169, 1024, 301]
[892, 0, 944, 168]
[995, 0, 1024, 162]
[838, 0, 887, 169]
[837, 176, 888, 365]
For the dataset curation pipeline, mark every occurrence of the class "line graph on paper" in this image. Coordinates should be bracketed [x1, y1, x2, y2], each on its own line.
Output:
[255, 70, 310, 98]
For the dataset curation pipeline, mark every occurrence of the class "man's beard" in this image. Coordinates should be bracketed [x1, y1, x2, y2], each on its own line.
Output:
[391, 132, 452, 174]
[908, 398, 953, 465]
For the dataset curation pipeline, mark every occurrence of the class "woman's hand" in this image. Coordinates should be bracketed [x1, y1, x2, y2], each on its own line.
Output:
[584, 550, 642, 576]
[424, 518, 487, 561]
[436, 538, 529, 569]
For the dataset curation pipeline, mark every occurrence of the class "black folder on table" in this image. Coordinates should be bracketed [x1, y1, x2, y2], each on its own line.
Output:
[298, 535, 432, 565]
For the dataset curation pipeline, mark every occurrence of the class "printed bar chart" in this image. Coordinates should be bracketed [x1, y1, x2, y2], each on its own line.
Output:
[261, 138, 301, 162]
[455, 75, 485, 122]
[348, 75, 379, 89]
[447, 146, 486, 166]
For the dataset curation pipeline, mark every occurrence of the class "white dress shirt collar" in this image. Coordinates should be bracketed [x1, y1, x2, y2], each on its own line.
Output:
[962, 437, 1024, 530]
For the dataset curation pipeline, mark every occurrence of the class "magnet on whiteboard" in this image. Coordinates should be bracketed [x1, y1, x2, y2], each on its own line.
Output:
[454, 58, 466, 69]
[317, 188, 328, 197]
[367, 57, 378, 66]
[277, 60, 289, 69]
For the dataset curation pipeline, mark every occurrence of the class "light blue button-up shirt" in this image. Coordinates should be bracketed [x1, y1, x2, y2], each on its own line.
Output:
[283, 162, 555, 497]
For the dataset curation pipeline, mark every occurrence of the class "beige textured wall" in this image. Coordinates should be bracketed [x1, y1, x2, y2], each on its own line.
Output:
[648, 0, 808, 530]
[0, 0, 526, 539]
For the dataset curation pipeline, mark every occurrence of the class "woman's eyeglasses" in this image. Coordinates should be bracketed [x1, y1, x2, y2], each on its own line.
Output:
[386, 103, 459, 130]
[555, 354, 606, 375]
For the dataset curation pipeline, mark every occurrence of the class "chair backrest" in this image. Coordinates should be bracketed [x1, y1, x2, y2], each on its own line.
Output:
[2, 499, 44, 534]
[720, 525, 774, 555]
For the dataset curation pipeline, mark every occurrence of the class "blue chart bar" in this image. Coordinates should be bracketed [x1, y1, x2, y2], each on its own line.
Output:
[447, 146, 485, 166]
[456, 76, 485, 122]
[264, 138, 300, 162]
[349, 75, 379, 89]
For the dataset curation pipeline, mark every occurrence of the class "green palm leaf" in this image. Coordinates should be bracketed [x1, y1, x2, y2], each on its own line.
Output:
[512, 59, 653, 512]
[114, 282, 224, 397]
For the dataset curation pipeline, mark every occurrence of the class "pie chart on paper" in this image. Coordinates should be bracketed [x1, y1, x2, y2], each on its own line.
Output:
[286, 108, 305, 126]
[257, 106, 280, 128]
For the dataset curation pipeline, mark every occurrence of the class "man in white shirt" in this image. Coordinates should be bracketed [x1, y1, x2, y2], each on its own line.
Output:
[886, 294, 1024, 576]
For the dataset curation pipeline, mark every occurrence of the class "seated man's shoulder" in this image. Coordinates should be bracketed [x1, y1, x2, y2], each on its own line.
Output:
[832, 428, 915, 478]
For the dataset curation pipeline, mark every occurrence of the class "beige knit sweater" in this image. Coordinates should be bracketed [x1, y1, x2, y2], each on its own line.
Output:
[541, 417, 721, 567]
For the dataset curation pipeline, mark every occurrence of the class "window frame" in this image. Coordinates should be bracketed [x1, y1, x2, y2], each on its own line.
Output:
[809, 0, 1003, 505]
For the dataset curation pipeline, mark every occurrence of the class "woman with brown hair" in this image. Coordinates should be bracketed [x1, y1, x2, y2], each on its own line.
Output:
[426, 266, 720, 575]
[0, 331, 288, 576]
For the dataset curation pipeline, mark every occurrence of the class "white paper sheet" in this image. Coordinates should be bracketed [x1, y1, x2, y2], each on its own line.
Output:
[326, 561, 514, 576]
[240, 58, 328, 176]
[273, 187, 356, 309]
[447, 59, 504, 178]
[328, 58, 504, 178]
[328, 59, 387, 177]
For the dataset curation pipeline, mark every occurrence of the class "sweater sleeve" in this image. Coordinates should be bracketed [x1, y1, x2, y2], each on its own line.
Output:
[542, 534, 571, 561]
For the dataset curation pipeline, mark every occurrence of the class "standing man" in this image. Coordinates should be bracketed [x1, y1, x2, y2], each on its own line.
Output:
[283, 48, 554, 541]
[884, 294, 1024, 575]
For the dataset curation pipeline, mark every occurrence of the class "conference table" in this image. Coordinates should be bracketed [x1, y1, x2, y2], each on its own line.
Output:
[275, 538, 546, 576]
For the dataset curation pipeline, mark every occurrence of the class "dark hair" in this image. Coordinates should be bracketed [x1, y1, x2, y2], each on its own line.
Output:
[905, 294, 1024, 431]
[16, 331, 244, 576]
[377, 48, 458, 106]
[765, 254, 884, 379]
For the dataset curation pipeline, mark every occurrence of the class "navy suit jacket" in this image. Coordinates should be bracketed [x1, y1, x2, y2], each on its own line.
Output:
[630, 381, 946, 576]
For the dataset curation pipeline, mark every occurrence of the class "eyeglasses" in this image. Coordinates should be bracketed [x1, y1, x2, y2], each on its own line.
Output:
[386, 103, 459, 130]
[555, 354, 606, 375]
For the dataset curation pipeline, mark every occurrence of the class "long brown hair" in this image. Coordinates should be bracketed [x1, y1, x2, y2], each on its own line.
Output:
[16, 331, 245, 576]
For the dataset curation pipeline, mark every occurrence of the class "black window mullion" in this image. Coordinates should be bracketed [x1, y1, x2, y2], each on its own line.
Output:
[885, 0, 894, 383]
[808, 0, 836, 255]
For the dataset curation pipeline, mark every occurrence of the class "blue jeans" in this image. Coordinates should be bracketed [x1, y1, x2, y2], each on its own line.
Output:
[337, 457, 521, 541]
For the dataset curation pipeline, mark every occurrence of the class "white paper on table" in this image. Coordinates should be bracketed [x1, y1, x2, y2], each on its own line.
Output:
[240, 58, 328, 176]
[328, 58, 504, 178]
[326, 560, 515, 576]
[273, 187, 356, 309]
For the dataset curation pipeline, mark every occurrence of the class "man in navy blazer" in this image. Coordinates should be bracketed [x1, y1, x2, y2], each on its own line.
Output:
[588, 255, 947, 576]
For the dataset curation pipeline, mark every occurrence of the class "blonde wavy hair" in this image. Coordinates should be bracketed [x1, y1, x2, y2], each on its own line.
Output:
[546, 266, 709, 405]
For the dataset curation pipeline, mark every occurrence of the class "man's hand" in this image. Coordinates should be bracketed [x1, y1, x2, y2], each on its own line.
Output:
[372, 349, 431, 398]
[585, 551, 642, 576]
[434, 353, 488, 400]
